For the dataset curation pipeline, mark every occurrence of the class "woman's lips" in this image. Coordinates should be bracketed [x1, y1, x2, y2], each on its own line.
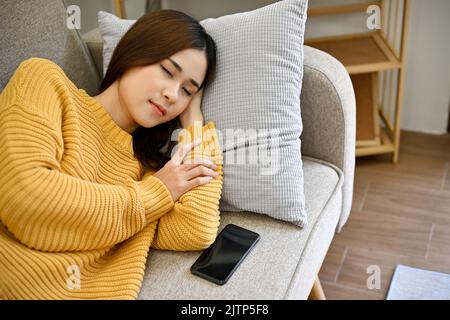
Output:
[149, 100, 165, 117]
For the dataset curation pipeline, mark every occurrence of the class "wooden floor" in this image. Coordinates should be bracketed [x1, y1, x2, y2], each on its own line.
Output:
[318, 130, 450, 299]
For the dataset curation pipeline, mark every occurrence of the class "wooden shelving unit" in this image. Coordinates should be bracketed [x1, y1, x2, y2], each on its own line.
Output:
[114, 0, 126, 18]
[305, 0, 411, 163]
[305, 32, 401, 74]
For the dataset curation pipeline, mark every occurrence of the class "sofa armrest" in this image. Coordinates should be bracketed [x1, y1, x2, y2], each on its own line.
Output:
[300, 45, 356, 233]
[82, 28, 104, 79]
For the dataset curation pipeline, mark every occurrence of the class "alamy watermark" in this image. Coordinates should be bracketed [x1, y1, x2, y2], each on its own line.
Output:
[366, 265, 381, 290]
[366, 5, 382, 30]
[66, 264, 81, 290]
[171, 121, 282, 176]
[66, 5, 81, 30]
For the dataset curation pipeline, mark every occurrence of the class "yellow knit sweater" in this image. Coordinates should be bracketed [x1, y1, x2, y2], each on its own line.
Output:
[0, 58, 223, 300]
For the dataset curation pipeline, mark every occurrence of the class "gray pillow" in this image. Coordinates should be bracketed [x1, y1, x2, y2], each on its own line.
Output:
[97, 0, 309, 227]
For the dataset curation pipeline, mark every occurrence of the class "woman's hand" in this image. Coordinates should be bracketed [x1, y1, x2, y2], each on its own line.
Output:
[179, 88, 204, 129]
[153, 138, 219, 202]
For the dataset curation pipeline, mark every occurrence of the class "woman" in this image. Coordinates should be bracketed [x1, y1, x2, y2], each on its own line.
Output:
[0, 10, 223, 299]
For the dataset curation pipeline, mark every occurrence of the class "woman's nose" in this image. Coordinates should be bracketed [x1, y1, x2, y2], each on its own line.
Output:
[164, 94, 176, 104]
[163, 85, 179, 104]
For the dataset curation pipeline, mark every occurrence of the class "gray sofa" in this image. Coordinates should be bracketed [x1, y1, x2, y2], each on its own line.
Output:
[0, 0, 356, 299]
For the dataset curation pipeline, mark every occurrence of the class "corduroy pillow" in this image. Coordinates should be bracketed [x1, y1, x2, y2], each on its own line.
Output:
[97, 0, 309, 227]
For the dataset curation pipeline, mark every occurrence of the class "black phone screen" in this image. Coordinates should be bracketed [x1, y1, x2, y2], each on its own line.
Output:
[190, 224, 260, 285]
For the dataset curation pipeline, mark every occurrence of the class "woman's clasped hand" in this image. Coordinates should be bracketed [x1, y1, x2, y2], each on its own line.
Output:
[153, 138, 219, 201]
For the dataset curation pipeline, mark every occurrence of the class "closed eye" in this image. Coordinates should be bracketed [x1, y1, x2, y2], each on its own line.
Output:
[161, 64, 172, 77]
[160, 64, 192, 96]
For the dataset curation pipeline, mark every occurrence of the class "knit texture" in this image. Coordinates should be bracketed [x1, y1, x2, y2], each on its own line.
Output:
[0, 58, 223, 299]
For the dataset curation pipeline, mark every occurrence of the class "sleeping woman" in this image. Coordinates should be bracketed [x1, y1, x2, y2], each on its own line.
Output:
[0, 9, 223, 300]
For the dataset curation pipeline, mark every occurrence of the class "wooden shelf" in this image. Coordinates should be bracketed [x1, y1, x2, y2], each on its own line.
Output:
[352, 73, 380, 147]
[308, 2, 380, 17]
[356, 126, 395, 157]
[304, 32, 401, 75]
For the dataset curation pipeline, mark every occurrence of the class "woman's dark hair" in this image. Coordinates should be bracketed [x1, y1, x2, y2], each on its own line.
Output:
[99, 10, 217, 171]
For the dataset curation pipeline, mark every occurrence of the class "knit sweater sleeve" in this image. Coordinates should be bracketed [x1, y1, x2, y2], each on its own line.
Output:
[151, 121, 224, 251]
[0, 63, 174, 252]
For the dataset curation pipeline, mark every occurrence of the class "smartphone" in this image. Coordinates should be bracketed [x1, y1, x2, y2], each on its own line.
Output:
[190, 224, 260, 285]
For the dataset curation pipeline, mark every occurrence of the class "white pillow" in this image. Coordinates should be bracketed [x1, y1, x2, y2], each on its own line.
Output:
[97, 0, 309, 227]
[98, 11, 135, 77]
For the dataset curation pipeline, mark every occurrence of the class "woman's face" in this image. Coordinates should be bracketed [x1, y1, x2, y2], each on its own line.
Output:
[118, 48, 208, 131]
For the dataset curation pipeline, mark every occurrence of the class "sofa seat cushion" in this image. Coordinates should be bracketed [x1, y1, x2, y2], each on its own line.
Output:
[138, 156, 344, 300]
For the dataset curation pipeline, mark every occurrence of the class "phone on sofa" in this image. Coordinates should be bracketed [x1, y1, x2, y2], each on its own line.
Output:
[190, 224, 260, 285]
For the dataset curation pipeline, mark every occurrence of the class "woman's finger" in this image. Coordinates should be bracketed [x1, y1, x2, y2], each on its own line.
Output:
[181, 162, 217, 173]
[186, 176, 214, 189]
[184, 165, 217, 181]
[182, 156, 214, 166]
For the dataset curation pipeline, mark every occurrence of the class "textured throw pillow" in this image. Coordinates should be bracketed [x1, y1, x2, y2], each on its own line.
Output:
[97, 0, 309, 227]
[98, 11, 135, 76]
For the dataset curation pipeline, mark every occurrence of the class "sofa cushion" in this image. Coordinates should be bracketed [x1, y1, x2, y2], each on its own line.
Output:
[97, 0, 309, 228]
[138, 157, 344, 299]
[199, 0, 308, 227]
[0, 0, 101, 96]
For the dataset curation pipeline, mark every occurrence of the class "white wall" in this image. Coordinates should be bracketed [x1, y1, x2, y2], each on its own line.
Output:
[124, 0, 147, 19]
[70, 0, 450, 134]
[401, 0, 450, 134]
